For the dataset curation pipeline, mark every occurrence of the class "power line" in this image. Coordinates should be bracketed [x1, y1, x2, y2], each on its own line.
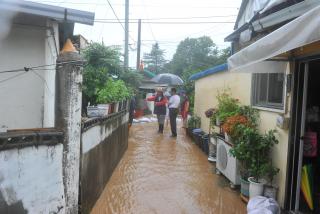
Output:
[105, 0, 125, 31]
[105, 0, 135, 43]
[141, 0, 156, 42]
[95, 15, 237, 21]
[0, 60, 84, 74]
[94, 21, 235, 24]
[0, 72, 28, 84]
[32, 0, 239, 9]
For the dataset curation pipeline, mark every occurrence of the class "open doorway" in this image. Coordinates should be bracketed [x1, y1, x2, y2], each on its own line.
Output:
[287, 59, 320, 213]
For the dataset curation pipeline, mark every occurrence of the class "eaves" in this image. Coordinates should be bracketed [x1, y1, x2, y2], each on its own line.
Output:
[225, 0, 320, 42]
[0, 0, 95, 25]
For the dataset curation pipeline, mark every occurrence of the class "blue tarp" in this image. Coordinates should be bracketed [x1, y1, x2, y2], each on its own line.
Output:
[189, 63, 228, 81]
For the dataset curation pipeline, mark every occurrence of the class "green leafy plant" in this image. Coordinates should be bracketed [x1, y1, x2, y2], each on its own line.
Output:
[262, 162, 280, 185]
[237, 105, 260, 128]
[97, 78, 132, 103]
[82, 43, 123, 106]
[188, 115, 201, 129]
[230, 126, 258, 179]
[216, 89, 240, 123]
[230, 127, 279, 182]
[249, 129, 279, 182]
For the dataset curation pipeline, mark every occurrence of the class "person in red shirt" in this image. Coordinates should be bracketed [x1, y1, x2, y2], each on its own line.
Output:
[147, 88, 168, 133]
[180, 92, 190, 128]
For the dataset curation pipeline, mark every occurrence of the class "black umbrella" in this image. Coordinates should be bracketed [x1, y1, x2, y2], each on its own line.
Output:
[151, 73, 184, 86]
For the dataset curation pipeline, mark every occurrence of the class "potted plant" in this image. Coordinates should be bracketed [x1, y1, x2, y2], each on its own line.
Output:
[248, 129, 279, 198]
[226, 106, 260, 197]
[187, 115, 201, 140]
[97, 78, 132, 114]
[222, 114, 249, 143]
[215, 89, 240, 125]
[263, 162, 280, 199]
[229, 125, 254, 197]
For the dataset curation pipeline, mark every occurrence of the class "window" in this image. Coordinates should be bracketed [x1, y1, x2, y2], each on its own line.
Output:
[252, 73, 285, 110]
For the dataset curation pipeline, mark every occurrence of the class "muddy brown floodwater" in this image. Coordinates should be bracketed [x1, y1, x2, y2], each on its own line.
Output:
[91, 122, 247, 214]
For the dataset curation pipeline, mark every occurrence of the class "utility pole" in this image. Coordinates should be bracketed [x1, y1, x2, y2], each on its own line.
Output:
[136, 19, 141, 71]
[124, 0, 129, 69]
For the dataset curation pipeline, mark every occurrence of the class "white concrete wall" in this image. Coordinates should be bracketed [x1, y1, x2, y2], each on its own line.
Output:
[82, 112, 129, 154]
[194, 71, 290, 207]
[0, 20, 58, 130]
[0, 144, 65, 213]
[43, 20, 59, 128]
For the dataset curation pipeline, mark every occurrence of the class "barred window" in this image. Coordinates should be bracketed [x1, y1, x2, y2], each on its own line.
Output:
[252, 73, 285, 110]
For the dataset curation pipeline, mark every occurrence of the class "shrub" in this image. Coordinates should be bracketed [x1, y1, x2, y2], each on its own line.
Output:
[97, 78, 132, 103]
[216, 89, 240, 123]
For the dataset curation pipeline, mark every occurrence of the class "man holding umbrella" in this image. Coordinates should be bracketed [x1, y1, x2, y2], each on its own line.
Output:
[168, 88, 180, 137]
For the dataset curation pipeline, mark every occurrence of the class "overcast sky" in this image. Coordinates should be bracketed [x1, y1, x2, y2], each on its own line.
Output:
[28, 0, 242, 68]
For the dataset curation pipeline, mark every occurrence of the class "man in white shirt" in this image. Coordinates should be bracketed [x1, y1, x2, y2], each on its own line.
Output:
[168, 88, 180, 137]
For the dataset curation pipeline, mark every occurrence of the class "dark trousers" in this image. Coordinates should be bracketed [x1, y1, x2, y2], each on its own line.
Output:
[169, 108, 179, 136]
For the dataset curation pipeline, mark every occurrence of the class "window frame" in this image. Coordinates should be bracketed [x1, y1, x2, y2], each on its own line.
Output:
[251, 73, 286, 110]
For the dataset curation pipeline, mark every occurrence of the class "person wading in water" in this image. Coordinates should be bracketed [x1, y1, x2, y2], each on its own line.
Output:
[147, 88, 168, 134]
[168, 88, 180, 137]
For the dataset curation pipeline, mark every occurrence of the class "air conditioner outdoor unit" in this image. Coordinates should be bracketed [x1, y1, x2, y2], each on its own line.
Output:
[216, 137, 240, 187]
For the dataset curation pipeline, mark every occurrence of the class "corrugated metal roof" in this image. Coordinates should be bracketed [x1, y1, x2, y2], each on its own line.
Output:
[0, 0, 95, 25]
[189, 63, 228, 81]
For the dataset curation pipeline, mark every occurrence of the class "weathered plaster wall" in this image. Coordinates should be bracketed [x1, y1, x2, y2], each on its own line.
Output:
[0, 145, 65, 213]
[81, 112, 129, 214]
[194, 71, 290, 207]
[0, 17, 58, 130]
[0, 25, 45, 130]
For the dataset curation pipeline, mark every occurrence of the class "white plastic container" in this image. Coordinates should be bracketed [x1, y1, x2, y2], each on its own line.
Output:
[248, 177, 266, 198]
[87, 104, 109, 118]
[97, 104, 109, 116]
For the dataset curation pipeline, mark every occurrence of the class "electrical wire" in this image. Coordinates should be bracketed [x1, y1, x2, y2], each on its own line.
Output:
[95, 15, 237, 21]
[94, 21, 235, 24]
[141, 0, 157, 42]
[105, 0, 136, 43]
[0, 72, 28, 84]
[31, 70, 54, 96]
[30, 0, 239, 9]
[0, 60, 84, 74]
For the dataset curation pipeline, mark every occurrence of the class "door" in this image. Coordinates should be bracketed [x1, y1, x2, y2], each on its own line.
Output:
[285, 62, 309, 211]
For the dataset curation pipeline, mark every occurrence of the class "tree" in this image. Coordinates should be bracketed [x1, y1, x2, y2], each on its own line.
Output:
[168, 36, 222, 77]
[119, 69, 143, 94]
[166, 36, 231, 113]
[82, 42, 123, 106]
[143, 43, 167, 74]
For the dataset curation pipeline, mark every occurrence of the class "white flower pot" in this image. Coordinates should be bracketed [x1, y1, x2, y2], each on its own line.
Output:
[97, 104, 109, 116]
[240, 177, 250, 197]
[248, 177, 266, 198]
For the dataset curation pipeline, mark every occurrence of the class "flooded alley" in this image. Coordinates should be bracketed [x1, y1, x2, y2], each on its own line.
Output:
[91, 122, 246, 214]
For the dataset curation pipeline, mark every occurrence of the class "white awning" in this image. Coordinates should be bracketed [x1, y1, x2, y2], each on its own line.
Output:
[228, 5, 320, 73]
